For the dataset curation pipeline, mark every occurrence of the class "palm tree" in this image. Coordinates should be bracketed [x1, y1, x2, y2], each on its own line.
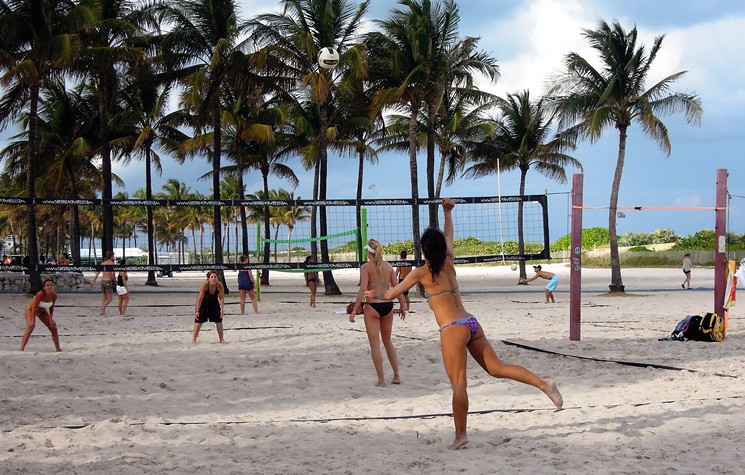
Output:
[333, 63, 386, 262]
[36, 80, 101, 265]
[156, 0, 248, 293]
[364, 0, 434, 258]
[77, 0, 148, 257]
[248, 0, 370, 295]
[118, 62, 187, 285]
[553, 20, 702, 292]
[278, 190, 311, 261]
[464, 90, 581, 281]
[0, 0, 96, 291]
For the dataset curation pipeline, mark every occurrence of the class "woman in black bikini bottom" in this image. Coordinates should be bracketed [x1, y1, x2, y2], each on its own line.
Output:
[348, 239, 407, 387]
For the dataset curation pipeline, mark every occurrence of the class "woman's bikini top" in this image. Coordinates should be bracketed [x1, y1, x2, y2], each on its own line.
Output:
[37, 300, 53, 310]
[422, 287, 459, 300]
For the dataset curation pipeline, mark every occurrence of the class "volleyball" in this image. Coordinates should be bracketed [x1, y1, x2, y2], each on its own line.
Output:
[510, 263, 518, 271]
[318, 47, 340, 69]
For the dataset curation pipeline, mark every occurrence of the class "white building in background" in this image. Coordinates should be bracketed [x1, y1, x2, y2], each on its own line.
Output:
[3, 235, 20, 255]
[80, 248, 188, 264]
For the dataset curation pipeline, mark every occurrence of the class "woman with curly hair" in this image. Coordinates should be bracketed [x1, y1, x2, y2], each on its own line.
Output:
[348, 239, 406, 387]
[365, 198, 563, 450]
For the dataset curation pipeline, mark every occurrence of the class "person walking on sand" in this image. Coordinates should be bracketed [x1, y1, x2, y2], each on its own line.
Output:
[90, 251, 116, 315]
[238, 254, 259, 314]
[193, 270, 226, 344]
[304, 256, 319, 308]
[682, 253, 692, 289]
[349, 240, 407, 387]
[396, 250, 413, 311]
[366, 198, 562, 450]
[116, 259, 129, 317]
[522, 265, 558, 303]
[21, 279, 62, 352]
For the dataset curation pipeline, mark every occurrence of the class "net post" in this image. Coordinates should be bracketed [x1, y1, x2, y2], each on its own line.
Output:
[361, 208, 368, 261]
[570, 173, 583, 341]
[714, 168, 728, 321]
[255, 222, 261, 301]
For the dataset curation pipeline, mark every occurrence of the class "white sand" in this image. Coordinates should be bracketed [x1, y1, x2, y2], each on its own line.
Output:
[1, 265, 743, 474]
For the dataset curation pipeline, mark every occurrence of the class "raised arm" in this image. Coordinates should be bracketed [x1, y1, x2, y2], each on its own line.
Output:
[442, 198, 455, 259]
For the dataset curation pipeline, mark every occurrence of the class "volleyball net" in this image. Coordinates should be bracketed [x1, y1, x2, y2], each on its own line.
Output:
[0, 194, 551, 273]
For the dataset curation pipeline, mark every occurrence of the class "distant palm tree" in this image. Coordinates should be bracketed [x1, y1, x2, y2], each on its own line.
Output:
[464, 90, 581, 281]
[156, 0, 248, 293]
[248, 0, 369, 295]
[77, 0, 147, 256]
[553, 20, 702, 292]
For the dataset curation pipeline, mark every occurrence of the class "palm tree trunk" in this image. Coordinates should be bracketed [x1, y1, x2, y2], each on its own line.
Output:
[608, 126, 628, 292]
[25, 78, 41, 293]
[318, 101, 340, 295]
[261, 171, 271, 285]
[409, 103, 422, 261]
[211, 107, 228, 293]
[355, 142, 365, 265]
[145, 146, 157, 285]
[517, 167, 528, 282]
[426, 104, 438, 229]
[71, 204, 81, 265]
[99, 67, 115, 255]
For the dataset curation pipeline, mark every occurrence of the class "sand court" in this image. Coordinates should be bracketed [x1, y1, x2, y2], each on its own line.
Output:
[1, 266, 743, 473]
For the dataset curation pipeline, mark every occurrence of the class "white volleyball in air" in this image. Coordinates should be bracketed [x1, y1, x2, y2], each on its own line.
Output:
[318, 47, 340, 69]
[510, 263, 518, 271]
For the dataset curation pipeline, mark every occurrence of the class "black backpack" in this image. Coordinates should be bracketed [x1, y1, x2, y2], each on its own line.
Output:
[672, 313, 723, 342]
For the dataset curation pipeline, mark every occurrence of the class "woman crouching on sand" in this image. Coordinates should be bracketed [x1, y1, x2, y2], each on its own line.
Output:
[193, 270, 226, 344]
[365, 198, 563, 450]
[348, 239, 406, 387]
[21, 279, 62, 352]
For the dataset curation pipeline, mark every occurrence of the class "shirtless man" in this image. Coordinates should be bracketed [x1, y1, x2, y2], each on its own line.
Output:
[396, 250, 413, 311]
[90, 251, 116, 315]
[522, 265, 558, 303]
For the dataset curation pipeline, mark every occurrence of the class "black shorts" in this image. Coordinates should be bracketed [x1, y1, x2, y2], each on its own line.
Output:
[195, 305, 223, 324]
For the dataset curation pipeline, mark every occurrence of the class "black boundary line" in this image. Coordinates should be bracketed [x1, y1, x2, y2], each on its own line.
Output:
[501, 340, 738, 378]
[10, 394, 745, 431]
[1, 326, 294, 338]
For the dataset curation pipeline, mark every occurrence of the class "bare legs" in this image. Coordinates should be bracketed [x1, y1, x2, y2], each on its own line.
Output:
[191, 322, 226, 344]
[363, 308, 400, 387]
[544, 288, 555, 303]
[440, 324, 563, 450]
[308, 281, 317, 307]
[240, 289, 259, 314]
[100, 286, 113, 315]
[118, 294, 129, 316]
[21, 308, 61, 352]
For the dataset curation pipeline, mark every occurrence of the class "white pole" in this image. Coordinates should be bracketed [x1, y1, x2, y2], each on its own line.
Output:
[497, 158, 505, 259]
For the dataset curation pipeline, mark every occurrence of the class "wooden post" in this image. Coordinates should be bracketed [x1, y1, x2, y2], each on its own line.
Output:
[570, 174, 583, 341]
[714, 169, 728, 320]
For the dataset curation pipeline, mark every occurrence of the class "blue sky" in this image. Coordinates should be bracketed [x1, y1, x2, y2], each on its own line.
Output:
[3, 0, 743, 244]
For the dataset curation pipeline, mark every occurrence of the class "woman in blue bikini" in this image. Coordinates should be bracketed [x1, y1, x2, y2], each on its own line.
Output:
[349, 239, 406, 387]
[366, 198, 563, 450]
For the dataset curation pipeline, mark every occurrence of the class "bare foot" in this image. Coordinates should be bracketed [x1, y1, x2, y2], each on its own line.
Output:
[391, 374, 401, 385]
[448, 436, 469, 450]
[375, 380, 387, 387]
[543, 380, 563, 410]
[219, 340, 228, 344]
